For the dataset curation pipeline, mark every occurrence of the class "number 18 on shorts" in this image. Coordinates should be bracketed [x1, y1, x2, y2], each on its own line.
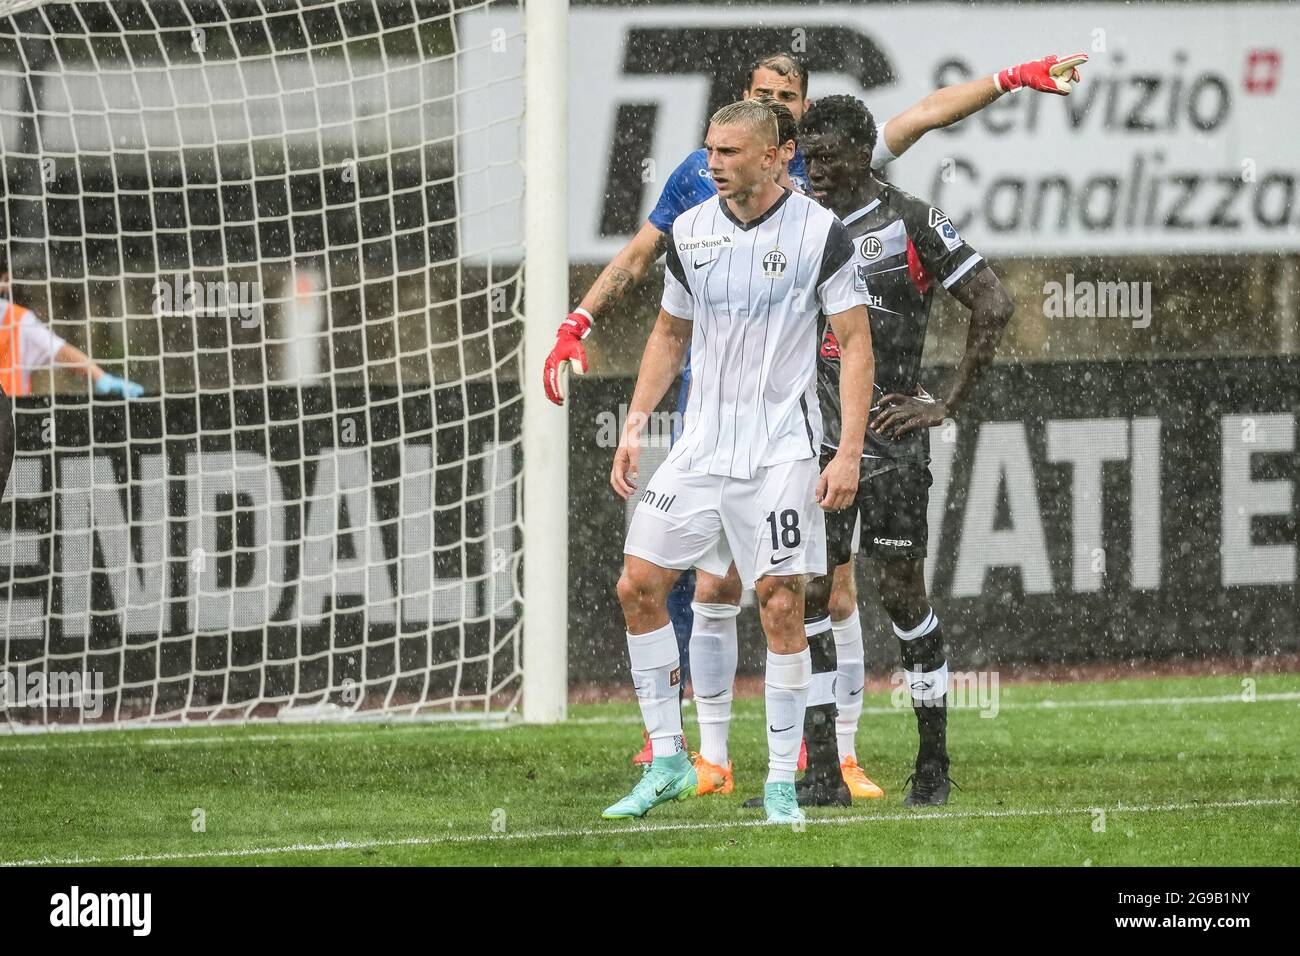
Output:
[623, 455, 826, 590]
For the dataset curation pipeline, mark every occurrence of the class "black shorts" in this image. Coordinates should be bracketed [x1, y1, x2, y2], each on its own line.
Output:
[823, 452, 931, 567]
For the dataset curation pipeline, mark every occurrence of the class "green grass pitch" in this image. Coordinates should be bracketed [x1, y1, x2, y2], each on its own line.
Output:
[1, 673, 1297, 867]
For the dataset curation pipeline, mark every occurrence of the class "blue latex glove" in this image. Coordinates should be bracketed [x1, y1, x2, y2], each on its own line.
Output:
[94, 373, 145, 399]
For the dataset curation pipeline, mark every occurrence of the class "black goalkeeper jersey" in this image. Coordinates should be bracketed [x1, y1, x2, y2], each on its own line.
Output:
[818, 182, 988, 473]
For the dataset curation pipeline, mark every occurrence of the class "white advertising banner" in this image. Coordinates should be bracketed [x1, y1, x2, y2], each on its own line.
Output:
[458, 3, 1300, 259]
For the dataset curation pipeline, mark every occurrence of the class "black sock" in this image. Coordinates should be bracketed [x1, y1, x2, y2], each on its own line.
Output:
[803, 703, 839, 775]
[913, 694, 948, 766]
[897, 621, 948, 767]
[804, 619, 840, 777]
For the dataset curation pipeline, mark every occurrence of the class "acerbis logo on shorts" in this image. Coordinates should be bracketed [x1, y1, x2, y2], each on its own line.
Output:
[641, 490, 677, 513]
[873, 536, 913, 548]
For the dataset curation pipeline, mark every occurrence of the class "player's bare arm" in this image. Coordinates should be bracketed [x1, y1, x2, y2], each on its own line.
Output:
[50, 340, 145, 398]
[874, 269, 1014, 438]
[579, 221, 671, 320]
[544, 221, 671, 407]
[610, 307, 692, 499]
[879, 53, 1089, 159]
[54, 341, 109, 387]
[817, 303, 873, 511]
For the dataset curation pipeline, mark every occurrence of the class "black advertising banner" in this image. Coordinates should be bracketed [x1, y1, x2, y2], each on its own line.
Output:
[569, 358, 1300, 681]
[3, 361, 1297, 696]
[0, 385, 522, 721]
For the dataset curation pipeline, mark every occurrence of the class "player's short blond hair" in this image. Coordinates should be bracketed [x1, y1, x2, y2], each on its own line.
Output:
[748, 95, 797, 149]
[708, 100, 779, 148]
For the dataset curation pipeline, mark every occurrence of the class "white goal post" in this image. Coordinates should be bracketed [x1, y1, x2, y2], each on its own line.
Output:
[521, 0, 567, 724]
[0, 0, 568, 729]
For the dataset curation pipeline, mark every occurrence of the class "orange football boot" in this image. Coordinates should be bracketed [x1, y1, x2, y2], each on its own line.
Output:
[840, 755, 886, 799]
[691, 752, 734, 795]
[632, 730, 652, 766]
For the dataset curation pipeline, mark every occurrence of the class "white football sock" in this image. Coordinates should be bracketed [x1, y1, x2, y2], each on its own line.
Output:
[764, 648, 811, 783]
[689, 601, 739, 766]
[626, 623, 684, 758]
[832, 611, 865, 761]
[894, 609, 947, 703]
[905, 661, 948, 703]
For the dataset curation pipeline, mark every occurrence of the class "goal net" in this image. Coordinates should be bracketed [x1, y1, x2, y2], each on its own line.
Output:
[0, 0, 530, 729]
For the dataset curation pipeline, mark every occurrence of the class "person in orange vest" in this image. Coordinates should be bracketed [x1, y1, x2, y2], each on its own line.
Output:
[0, 252, 143, 496]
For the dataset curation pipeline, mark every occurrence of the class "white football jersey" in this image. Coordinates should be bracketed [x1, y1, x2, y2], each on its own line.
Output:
[661, 188, 867, 480]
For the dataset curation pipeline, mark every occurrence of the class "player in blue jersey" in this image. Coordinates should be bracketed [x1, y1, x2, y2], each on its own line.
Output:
[543, 49, 1089, 795]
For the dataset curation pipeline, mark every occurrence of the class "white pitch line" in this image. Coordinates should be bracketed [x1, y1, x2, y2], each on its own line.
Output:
[1, 691, 1297, 751]
[1004, 691, 1300, 710]
[1, 797, 1292, 868]
[569, 691, 1300, 724]
[0, 722, 493, 753]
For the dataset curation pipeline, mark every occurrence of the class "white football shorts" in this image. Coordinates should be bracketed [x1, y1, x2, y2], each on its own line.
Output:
[623, 454, 826, 590]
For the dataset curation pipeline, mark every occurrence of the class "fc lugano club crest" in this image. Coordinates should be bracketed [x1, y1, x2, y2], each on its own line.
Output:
[860, 235, 883, 260]
[761, 248, 787, 279]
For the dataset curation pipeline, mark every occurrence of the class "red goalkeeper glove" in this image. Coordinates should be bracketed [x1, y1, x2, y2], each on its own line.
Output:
[995, 53, 1089, 95]
[542, 308, 593, 406]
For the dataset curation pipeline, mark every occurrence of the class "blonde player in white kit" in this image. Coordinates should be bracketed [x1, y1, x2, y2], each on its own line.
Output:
[604, 100, 874, 824]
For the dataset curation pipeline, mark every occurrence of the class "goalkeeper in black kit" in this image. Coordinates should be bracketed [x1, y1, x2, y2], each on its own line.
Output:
[777, 95, 1014, 806]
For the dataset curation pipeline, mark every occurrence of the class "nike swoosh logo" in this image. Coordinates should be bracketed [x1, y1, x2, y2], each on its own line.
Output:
[693, 259, 712, 269]
[849, 687, 863, 697]
[697, 689, 728, 699]
[655, 782, 673, 796]
[769, 724, 795, 733]
[770, 554, 794, 566]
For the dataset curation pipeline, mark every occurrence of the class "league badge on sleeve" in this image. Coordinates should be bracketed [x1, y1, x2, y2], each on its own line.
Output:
[929, 207, 963, 251]
[854, 263, 871, 292]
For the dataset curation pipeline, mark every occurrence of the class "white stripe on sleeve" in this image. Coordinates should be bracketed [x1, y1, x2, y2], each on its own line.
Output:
[870, 133, 898, 170]
[941, 253, 984, 290]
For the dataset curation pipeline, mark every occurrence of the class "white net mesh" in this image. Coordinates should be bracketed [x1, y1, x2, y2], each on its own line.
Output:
[0, 0, 525, 729]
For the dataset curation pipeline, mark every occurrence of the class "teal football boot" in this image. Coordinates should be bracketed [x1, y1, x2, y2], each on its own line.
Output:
[602, 752, 697, 819]
[763, 781, 806, 824]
